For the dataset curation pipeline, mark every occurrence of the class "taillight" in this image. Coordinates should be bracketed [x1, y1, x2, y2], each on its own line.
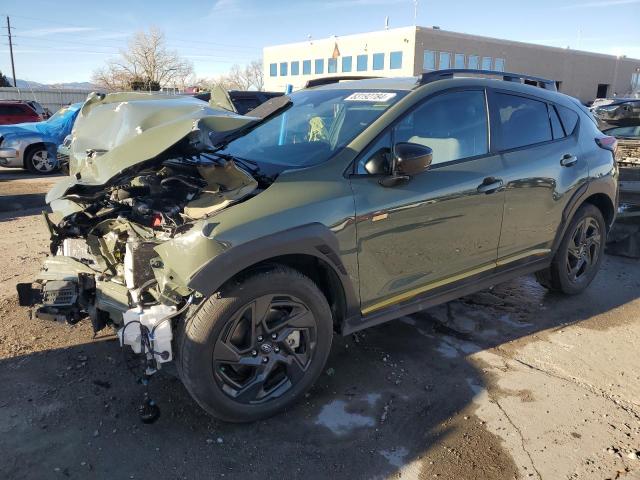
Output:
[595, 135, 617, 153]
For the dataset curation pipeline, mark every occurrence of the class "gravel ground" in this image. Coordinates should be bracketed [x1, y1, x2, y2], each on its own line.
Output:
[1, 167, 639, 480]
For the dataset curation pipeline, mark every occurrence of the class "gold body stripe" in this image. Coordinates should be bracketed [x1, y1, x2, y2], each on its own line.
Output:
[372, 213, 389, 222]
[361, 248, 551, 315]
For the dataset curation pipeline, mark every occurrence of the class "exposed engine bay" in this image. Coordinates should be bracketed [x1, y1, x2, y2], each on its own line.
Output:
[19, 156, 262, 367]
[14, 91, 291, 390]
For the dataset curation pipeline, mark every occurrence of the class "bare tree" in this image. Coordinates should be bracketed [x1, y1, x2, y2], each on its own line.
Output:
[92, 28, 194, 91]
[205, 60, 264, 92]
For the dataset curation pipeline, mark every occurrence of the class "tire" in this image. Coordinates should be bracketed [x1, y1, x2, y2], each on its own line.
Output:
[536, 203, 606, 294]
[177, 266, 333, 422]
[25, 146, 58, 174]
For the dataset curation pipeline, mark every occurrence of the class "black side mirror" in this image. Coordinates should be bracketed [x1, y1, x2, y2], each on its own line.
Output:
[379, 142, 433, 187]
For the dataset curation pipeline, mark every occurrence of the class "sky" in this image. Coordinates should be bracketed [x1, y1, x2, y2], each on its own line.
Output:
[0, 0, 639, 84]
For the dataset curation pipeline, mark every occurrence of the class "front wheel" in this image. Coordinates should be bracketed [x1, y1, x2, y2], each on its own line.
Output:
[536, 203, 606, 294]
[177, 266, 333, 422]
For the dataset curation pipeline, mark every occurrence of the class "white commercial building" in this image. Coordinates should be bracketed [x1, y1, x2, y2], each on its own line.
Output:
[263, 26, 640, 103]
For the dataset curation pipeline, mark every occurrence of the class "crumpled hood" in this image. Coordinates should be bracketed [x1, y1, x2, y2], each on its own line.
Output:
[0, 103, 81, 141]
[48, 92, 258, 202]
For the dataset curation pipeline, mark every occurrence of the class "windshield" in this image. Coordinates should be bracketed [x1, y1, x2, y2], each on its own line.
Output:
[217, 88, 407, 167]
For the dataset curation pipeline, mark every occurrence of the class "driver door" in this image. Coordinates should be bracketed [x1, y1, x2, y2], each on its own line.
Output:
[349, 89, 506, 314]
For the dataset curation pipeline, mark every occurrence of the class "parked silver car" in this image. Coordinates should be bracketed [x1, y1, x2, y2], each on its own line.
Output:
[0, 103, 81, 174]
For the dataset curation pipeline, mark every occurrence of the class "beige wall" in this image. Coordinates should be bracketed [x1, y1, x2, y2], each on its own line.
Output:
[264, 26, 640, 103]
[263, 27, 416, 91]
[414, 27, 640, 103]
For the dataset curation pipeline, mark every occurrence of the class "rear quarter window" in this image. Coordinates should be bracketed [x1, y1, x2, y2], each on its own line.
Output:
[494, 93, 552, 150]
[556, 105, 579, 135]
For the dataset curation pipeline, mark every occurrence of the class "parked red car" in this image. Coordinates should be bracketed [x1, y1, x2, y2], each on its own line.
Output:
[0, 100, 42, 125]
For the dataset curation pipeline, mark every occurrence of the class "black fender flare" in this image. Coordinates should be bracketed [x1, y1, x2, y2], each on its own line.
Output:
[187, 223, 360, 322]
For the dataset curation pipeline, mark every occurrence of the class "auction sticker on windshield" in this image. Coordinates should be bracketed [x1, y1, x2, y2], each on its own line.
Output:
[344, 92, 397, 102]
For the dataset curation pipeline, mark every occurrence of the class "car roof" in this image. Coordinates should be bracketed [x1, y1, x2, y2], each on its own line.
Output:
[310, 75, 574, 108]
[310, 76, 418, 91]
[0, 99, 34, 105]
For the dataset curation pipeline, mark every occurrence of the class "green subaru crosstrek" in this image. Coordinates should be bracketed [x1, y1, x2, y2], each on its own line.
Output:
[19, 71, 618, 421]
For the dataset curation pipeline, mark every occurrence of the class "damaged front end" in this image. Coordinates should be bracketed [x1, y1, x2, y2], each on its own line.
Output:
[17, 92, 269, 371]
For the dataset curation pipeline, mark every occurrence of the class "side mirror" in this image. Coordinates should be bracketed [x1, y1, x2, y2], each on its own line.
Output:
[379, 142, 433, 187]
[394, 142, 433, 175]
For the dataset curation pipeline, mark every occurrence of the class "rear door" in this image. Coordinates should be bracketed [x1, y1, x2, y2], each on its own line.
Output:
[490, 90, 587, 260]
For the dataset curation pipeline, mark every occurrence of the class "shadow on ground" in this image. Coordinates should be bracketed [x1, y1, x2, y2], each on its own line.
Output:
[0, 255, 638, 479]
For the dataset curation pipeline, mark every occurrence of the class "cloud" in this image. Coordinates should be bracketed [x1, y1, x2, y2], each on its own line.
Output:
[559, 0, 640, 9]
[21, 27, 99, 37]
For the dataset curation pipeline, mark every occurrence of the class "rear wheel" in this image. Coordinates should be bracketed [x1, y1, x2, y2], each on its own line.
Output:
[177, 266, 333, 422]
[536, 204, 605, 294]
[25, 146, 57, 174]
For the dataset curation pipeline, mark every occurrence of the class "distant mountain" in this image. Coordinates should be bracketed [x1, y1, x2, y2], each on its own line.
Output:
[6, 78, 97, 91]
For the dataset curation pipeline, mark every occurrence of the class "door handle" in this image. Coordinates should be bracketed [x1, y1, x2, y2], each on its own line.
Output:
[560, 154, 577, 167]
[477, 177, 503, 194]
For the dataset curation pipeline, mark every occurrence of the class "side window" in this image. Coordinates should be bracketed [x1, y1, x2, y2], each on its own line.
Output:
[393, 90, 489, 165]
[549, 105, 565, 139]
[356, 131, 392, 175]
[556, 105, 579, 135]
[494, 93, 552, 150]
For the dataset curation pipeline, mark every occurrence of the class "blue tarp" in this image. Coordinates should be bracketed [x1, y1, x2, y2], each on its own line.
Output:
[0, 103, 82, 144]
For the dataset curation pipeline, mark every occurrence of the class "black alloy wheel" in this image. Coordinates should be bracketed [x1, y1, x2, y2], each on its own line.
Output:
[177, 266, 333, 422]
[213, 293, 318, 404]
[535, 203, 606, 294]
[566, 216, 602, 283]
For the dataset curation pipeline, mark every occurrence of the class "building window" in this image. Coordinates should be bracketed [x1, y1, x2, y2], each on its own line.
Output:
[290, 61, 299, 76]
[280, 62, 288, 76]
[372, 53, 385, 70]
[482, 56, 492, 70]
[342, 56, 352, 72]
[468, 55, 479, 69]
[357, 54, 368, 71]
[423, 50, 436, 71]
[390, 51, 402, 69]
[495, 58, 505, 72]
[328, 57, 337, 73]
[439, 52, 451, 69]
[315, 59, 324, 74]
[454, 53, 465, 69]
[269, 63, 277, 77]
[302, 60, 311, 75]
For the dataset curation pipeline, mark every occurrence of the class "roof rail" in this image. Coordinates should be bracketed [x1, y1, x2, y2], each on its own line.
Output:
[304, 76, 381, 88]
[419, 69, 557, 91]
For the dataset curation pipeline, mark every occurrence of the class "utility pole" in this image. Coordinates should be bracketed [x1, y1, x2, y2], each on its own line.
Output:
[6, 16, 16, 87]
